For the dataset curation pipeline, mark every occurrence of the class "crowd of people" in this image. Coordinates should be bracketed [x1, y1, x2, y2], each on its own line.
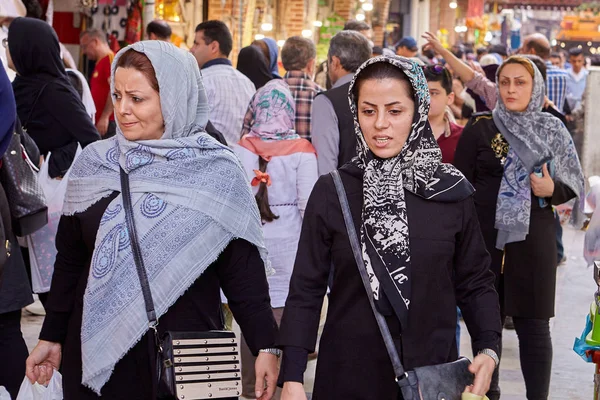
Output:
[0, 9, 589, 400]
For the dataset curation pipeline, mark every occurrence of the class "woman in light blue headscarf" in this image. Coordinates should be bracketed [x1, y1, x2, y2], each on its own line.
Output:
[252, 37, 282, 78]
[25, 41, 279, 400]
[262, 38, 281, 78]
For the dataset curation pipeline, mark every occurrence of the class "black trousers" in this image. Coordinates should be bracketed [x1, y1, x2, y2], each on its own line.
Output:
[481, 317, 552, 400]
[514, 317, 552, 400]
[0, 310, 28, 398]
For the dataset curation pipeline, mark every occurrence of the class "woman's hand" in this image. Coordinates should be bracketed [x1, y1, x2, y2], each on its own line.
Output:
[422, 32, 445, 54]
[543, 96, 556, 110]
[530, 164, 555, 198]
[254, 352, 279, 400]
[25, 340, 62, 385]
[466, 353, 496, 396]
[281, 382, 308, 400]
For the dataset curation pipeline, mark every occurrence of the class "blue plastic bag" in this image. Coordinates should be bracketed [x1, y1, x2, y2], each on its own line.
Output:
[573, 315, 600, 362]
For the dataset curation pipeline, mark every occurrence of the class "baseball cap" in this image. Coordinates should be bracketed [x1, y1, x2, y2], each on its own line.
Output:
[396, 36, 418, 51]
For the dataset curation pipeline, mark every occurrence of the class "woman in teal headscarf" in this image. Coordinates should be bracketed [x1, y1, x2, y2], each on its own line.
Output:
[25, 41, 279, 400]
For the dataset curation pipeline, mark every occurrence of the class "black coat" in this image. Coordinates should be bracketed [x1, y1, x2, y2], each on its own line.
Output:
[39, 193, 278, 399]
[454, 113, 576, 318]
[278, 164, 501, 399]
[9, 18, 100, 178]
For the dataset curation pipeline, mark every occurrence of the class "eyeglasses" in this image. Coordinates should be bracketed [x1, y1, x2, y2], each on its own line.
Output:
[1, 38, 7, 49]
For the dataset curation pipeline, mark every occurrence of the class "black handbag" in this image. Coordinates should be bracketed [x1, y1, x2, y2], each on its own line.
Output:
[0, 121, 47, 236]
[120, 168, 243, 399]
[330, 169, 474, 400]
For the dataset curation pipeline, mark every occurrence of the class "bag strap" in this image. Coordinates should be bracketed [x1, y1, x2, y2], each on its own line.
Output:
[330, 169, 410, 386]
[119, 167, 158, 328]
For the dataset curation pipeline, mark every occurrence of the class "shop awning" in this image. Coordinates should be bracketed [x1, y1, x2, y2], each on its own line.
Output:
[486, 0, 583, 10]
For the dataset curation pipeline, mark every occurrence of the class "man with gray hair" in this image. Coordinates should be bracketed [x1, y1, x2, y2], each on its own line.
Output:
[520, 33, 568, 112]
[280, 36, 323, 140]
[80, 29, 115, 137]
[312, 30, 371, 175]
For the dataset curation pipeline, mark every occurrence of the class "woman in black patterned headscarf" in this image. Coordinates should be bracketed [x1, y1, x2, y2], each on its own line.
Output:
[278, 56, 502, 400]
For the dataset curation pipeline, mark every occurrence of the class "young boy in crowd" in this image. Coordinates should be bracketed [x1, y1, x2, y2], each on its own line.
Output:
[423, 64, 463, 164]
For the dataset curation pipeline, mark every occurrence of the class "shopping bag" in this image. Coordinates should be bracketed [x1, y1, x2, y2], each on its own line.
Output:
[15, 370, 62, 400]
[27, 147, 81, 293]
[0, 386, 11, 400]
[585, 179, 600, 266]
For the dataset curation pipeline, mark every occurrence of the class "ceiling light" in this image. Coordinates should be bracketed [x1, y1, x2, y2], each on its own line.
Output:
[449, 1, 457, 9]
[313, 21, 323, 27]
[277, 40, 285, 47]
[302, 29, 313, 38]
[356, 13, 366, 21]
[254, 34, 265, 40]
[362, 3, 373, 11]
[261, 23, 273, 32]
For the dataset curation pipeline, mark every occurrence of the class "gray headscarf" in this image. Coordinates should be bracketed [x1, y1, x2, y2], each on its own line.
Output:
[62, 41, 269, 394]
[492, 57, 584, 249]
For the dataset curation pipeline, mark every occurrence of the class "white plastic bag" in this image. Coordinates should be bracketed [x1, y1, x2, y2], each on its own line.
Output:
[15, 371, 62, 400]
[0, 386, 11, 400]
[27, 147, 81, 293]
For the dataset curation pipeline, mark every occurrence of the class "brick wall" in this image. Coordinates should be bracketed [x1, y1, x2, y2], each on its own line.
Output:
[207, 0, 252, 63]
[372, 0, 391, 46]
[429, 0, 459, 45]
[333, 0, 357, 21]
[282, 0, 308, 38]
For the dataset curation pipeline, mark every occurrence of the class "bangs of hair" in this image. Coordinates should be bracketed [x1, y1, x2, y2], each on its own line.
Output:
[116, 50, 160, 92]
[498, 56, 535, 79]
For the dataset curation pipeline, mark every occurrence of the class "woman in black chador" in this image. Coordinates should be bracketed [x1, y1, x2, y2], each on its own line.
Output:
[278, 56, 502, 400]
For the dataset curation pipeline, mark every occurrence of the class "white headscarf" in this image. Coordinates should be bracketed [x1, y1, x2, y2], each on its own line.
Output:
[65, 68, 96, 121]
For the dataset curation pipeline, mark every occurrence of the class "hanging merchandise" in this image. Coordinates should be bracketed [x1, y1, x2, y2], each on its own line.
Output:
[125, 0, 142, 44]
[88, 0, 128, 42]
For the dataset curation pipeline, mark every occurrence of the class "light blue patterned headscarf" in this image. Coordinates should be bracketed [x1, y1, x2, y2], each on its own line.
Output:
[492, 57, 584, 249]
[62, 41, 269, 394]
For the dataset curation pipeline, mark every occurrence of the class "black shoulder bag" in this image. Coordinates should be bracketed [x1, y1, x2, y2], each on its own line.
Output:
[0, 119, 47, 236]
[120, 168, 243, 399]
[330, 169, 474, 400]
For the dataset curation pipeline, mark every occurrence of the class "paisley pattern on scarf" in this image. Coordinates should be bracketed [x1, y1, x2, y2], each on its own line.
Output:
[348, 56, 473, 329]
[62, 41, 269, 394]
[492, 58, 584, 249]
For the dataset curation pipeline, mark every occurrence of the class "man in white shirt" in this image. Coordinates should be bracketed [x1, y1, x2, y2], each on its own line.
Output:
[565, 47, 588, 113]
[190, 20, 255, 146]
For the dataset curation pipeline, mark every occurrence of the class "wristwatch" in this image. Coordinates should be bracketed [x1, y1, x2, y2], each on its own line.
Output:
[478, 348, 500, 368]
[259, 348, 282, 358]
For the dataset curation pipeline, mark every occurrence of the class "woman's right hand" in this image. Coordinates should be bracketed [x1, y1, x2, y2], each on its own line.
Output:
[422, 32, 445, 54]
[281, 382, 308, 400]
[25, 340, 62, 385]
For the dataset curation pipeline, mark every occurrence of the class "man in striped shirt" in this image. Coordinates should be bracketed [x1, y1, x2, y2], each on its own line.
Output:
[521, 33, 568, 113]
[190, 20, 255, 146]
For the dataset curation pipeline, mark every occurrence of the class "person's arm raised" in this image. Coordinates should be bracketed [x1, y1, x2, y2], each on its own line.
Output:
[422, 32, 476, 83]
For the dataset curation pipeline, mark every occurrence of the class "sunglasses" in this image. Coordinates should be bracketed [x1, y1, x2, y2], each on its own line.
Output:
[422, 64, 452, 80]
[422, 64, 445, 74]
[1, 38, 7, 49]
